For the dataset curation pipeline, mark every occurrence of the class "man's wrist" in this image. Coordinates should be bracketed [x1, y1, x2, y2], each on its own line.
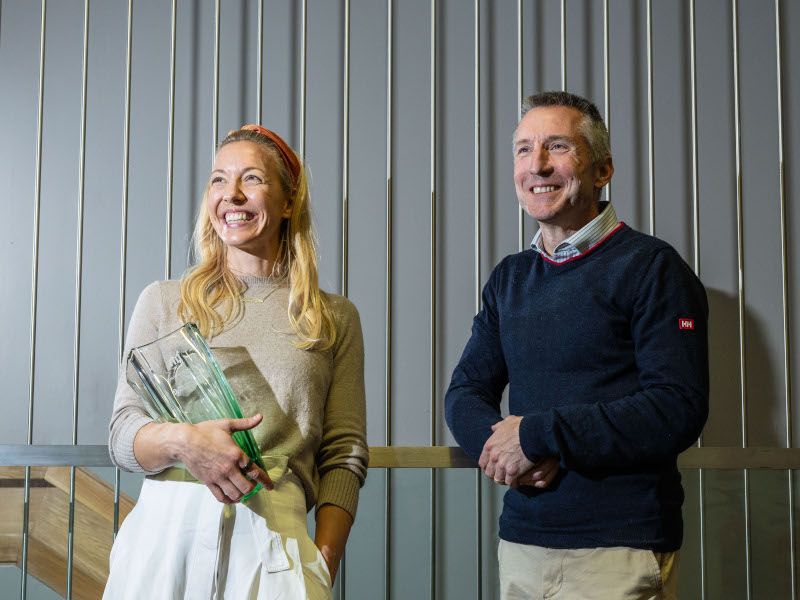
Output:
[517, 415, 544, 463]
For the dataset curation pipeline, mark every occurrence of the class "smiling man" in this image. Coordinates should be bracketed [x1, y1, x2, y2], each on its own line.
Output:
[445, 91, 709, 599]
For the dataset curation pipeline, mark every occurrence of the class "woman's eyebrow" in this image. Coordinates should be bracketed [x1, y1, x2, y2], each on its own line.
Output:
[210, 165, 265, 175]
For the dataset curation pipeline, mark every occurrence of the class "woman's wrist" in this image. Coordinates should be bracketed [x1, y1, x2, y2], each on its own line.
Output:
[164, 422, 193, 464]
[134, 421, 191, 471]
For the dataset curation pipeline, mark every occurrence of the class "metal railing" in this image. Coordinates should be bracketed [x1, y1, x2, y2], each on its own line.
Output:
[7, 444, 800, 470]
[3, 443, 800, 600]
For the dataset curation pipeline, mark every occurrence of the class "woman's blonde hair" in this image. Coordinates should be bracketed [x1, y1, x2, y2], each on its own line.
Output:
[177, 127, 336, 351]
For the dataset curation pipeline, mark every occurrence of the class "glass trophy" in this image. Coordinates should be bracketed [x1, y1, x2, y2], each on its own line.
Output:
[126, 322, 266, 502]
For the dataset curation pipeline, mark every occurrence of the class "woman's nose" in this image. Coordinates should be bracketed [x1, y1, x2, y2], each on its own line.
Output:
[223, 181, 245, 203]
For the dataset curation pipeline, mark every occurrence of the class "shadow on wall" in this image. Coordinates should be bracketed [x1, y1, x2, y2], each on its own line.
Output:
[704, 287, 782, 447]
[689, 287, 791, 599]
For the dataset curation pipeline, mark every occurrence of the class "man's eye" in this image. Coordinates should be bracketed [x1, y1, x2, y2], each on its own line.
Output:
[550, 142, 568, 151]
[516, 146, 529, 155]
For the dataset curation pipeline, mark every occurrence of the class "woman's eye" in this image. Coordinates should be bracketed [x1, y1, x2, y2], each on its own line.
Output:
[245, 174, 263, 183]
[211, 176, 224, 185]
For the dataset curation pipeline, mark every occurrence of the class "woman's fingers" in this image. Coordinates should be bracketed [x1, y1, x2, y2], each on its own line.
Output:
[226, 413, 263, 432]
[228, 471, 254, 499]
[243, 463, 274, 491]
[206, 463, 268, 503]
[226, 459, 274, 499]
[207, 482, 232, 504]
[219, 462, 257, 502]
[182, 419, 275, 502]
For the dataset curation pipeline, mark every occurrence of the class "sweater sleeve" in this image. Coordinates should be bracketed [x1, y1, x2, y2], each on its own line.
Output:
[518, 248, 709, 469]
[444, 266, 508, 463]
[107, 281, 165, 474]
[315, 298, 369, 519]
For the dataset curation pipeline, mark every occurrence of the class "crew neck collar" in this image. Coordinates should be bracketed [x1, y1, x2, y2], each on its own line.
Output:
[236, 273, 285, 287]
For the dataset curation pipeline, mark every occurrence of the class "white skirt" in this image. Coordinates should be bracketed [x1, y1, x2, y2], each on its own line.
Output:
[104, 470, 332, 600]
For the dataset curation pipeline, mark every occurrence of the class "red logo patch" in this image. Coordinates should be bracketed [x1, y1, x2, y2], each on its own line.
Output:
[678, 318, 695, 331]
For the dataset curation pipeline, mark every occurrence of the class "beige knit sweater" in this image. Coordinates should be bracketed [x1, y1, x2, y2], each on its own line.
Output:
[108, 277, 368, 517]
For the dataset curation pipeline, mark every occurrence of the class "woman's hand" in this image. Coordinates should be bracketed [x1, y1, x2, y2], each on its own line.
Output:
[314, 504, 354, 584]
[133, 414, 273, 503]
[177, 414, 274, 503]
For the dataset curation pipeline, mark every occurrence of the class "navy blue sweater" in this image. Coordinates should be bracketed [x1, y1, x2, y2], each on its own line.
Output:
[445, 224, 708, 551]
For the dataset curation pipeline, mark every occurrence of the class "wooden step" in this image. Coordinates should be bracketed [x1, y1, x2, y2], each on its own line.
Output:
[0, 466, 134, 599]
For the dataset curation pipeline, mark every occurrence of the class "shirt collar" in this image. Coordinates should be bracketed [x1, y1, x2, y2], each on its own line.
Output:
[530, 201, 619, 263]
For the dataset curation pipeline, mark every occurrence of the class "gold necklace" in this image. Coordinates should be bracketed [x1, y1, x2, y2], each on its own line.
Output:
[242, 285, 282, 304]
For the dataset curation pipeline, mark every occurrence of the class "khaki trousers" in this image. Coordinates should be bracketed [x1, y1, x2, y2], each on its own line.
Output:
[498, 540, 678, 600]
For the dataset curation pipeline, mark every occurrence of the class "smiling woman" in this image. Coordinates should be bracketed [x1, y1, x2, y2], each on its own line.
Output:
[179, 125, 336, 351]
[207, 142, 292, 259]
[105, 125, 368, 599]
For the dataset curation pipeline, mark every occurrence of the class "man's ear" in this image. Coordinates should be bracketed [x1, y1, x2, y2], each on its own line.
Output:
[594, 156, 614, 189]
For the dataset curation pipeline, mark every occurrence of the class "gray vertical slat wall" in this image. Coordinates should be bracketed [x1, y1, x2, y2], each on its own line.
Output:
[2, 1, 800, 599]
[687, 1, 707, 596]
[338, 3, 350, 597]
[603, 0, 610, 204]
[645, 0, 654, 235]
[64, 1, 89, 595]
[165, 0, 177, 281]
[775, 0, 796, 597]
[516, 0, 524, 253]
[113, 0, 133, 541]
[472, 0, 482, 597]
[428, 2, 437, 599]
[19, 1, 46, 596]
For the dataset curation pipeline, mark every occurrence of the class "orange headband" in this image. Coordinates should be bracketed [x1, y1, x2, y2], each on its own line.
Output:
[239, 124, 301, 185]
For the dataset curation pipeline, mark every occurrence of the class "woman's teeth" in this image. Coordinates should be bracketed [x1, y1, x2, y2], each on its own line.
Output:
[225, 212, 252, 224]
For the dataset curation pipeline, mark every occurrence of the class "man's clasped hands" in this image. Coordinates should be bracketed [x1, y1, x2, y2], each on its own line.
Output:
[478, 415, 560, 489]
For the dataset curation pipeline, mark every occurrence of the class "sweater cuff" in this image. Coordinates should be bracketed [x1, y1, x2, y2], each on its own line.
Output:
[316, 467, 362, 519]
[519, 414, 552, 462]
[110, 414, 159, 474]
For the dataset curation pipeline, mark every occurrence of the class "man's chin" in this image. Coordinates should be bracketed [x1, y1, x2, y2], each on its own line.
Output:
[519, 203, 561, 224]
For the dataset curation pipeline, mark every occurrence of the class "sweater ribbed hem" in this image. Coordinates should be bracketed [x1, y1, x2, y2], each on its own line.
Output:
[498, 526, 682, 553]
[316, 467, 362, 519]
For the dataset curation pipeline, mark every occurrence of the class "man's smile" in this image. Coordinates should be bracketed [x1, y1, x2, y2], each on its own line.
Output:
[531, 185, 560, 194]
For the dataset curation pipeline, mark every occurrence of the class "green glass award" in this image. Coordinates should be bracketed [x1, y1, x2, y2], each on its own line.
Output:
[126, 323, 265, 502]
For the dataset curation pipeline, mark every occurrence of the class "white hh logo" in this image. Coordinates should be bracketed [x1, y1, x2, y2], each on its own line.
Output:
[678, 318, 695, 331]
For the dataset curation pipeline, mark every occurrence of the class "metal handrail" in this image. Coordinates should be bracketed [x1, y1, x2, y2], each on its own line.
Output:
[3, 444, 800, 470]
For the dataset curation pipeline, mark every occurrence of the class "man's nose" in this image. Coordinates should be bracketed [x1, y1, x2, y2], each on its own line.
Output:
[530, 148, 552, 175]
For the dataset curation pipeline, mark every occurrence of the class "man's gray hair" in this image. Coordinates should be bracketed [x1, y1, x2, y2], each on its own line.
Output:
[520, 91, 611, 165]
